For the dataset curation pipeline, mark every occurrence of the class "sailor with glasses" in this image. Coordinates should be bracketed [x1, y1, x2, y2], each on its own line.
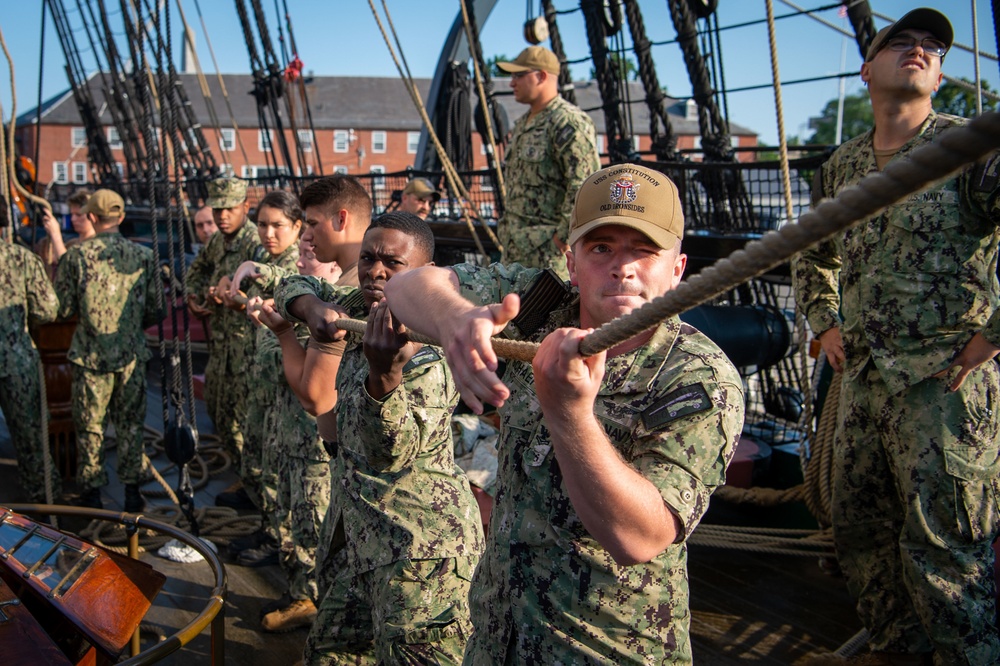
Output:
[793, 8, 1000, 665]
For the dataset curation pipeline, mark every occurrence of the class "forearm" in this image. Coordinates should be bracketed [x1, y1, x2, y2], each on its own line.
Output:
[551, 413, 678, 565]
[382, 266, 466, 339]
[298, 346, 342, 416]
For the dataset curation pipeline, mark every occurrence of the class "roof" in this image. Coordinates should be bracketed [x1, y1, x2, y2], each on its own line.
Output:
[18, 71, 755, 137]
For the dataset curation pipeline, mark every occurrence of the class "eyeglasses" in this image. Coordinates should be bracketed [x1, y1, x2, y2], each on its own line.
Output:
[510, 70, 538, 80]
[884, 36, 948, 57]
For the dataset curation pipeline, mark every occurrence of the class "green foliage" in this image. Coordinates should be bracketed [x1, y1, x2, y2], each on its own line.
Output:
[588, 53, 638, 81]
[807, 90, 873, 145]
[486, 54, 510, 78]
[757, 136, 802, 162]
[932, 78, 999, 117]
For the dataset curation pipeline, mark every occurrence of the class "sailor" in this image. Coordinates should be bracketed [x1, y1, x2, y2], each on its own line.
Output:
[0, 196, 62, 503]
[185, 176, 264, 509]
[397, 176, 440, 220]
[275, 212, 484, 664]
[192, 203, 219, 250]
[496, 45, 600, 279]
[383, 163, 745, 663]
[38, 189, 95, 281]
[793, 8, 1000, 664]
[219, 190, 302, 567]
[53, 189, 162, 512]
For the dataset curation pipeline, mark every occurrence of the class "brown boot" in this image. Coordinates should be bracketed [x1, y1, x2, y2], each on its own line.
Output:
[260, 598, 317, 633]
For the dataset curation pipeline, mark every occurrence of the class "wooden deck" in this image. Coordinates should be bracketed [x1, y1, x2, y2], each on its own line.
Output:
[0, 359, 862, 665]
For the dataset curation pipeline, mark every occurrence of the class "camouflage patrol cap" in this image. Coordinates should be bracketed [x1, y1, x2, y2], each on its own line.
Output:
[206, 177, 248, 209]
[497, 46, 561, 76]
[568, 164, 683, 250]
[865, 8, 953, 61]
[402, 177, 441, 201]
[80, 189, 125, 217]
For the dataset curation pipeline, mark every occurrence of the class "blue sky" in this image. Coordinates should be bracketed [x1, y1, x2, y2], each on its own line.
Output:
[2, 1, 998, 147]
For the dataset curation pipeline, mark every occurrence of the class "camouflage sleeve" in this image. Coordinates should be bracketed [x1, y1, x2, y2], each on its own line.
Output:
[451, 262, 545, 308]
[634, 373, 745, 541]
[274, 275, 356, 323]
[553, 115, 601, 242]
[142, 253, 163, 329]
[252, 263, 297, 298]
[965, 151, 1000, 345]
[792, 163, 842, 336]
[255, 323, 308, 385]
[53, 248, 79, 321]
[351, 352, 457, 473]
[185, 237, 214, 297]
[24, 249, 58, 326]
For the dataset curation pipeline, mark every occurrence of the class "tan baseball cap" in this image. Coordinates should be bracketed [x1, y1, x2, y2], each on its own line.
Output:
[206, 177, 248, 209]
[568, 164, 683, 250]
[866, 8, 953, 61]
[497, 46, 561, 76]
[80, 189, 125, 217]
[402, 177, 441, 202]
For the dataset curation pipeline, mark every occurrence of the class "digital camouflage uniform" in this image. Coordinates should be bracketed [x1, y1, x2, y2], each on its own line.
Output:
[184, 220, 263, 468]
[275, 276, 484, 666]
[451, 262, 745, 665]
[244, 260, 332, 603]
[0, 242, 60, 501]
[501, 95, 600, 279]
[793, 111, 1000, 665]
[54, 232, 161, 490]
[238, 245, 299, 511]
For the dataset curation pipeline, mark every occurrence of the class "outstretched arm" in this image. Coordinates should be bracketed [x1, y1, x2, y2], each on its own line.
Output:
[384, 266, 519, 413]
[533, 327, 680, 565]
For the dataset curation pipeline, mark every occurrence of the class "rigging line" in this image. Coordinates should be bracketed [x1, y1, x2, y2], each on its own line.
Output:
[542, 0, 578, 105]
[459, 0, 506, 204]
[281, 2, 322, 174]
[764, 0, 795, 229]
[272, 0, 289, 65]
[973, 0, 983, 116]
[366, 0, 497, 255]
[192, 0, 250, 166]
[711, 11, 731, 135]
[174, 0, 226, 169]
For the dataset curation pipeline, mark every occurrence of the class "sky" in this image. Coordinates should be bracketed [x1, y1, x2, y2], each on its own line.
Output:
[2, 1, 998, 147]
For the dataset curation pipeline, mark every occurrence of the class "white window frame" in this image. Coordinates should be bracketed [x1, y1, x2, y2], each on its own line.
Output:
[219, 163, 235, 177]
[632, 136, 641, 152]
[371, 131, 387, 154]
[53, 161, 69, 184]
[333, 165, 348, 175]
[72, 161, 88, 184]
[370, 165, 386, 190]
[258, 129, 274, 152]
[219, 128, 236, 152]
[333, 130, 350, 153]
[479, 202, 495, 220]
[407, 131, 420, 154]
[114, 162, 124, 178]
[107, 127, 123, 150]
[71, 127, 87, 148]
[298, 130, 314, 152]
[596, 135, 605, 154]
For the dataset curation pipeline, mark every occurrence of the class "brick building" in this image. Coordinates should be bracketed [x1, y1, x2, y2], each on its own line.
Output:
[15, 72, 757, 194]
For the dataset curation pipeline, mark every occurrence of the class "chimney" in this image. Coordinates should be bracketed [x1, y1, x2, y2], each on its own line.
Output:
[181, 27, 196, 74]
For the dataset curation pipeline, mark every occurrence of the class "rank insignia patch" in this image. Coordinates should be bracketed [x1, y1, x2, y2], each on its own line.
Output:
[641, 383, 712, 430]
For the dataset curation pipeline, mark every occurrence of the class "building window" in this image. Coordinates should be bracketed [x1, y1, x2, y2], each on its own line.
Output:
[333, 165, 348, 175]
[370, 165, 385, 189]
[115, 162, 125, 178]
[479, 202, 495, 220]
[596, 135, 605, 154]
[72, 127, 87, 148]
[107, 127, 123, 150]
[407, 131, 420, 154]
[53, 162, 69, 184]
[298, 130, 313, 152]
[372, 131, 387, 154]
[219, 164, 235, 177]
[219, 128, 236, 152]
[632, 136, 641, 153]
[243, 165, 290, 178]
[334, 130, 350, 153]
[258, 129, 274, 152]
[72, 162, 88, 184]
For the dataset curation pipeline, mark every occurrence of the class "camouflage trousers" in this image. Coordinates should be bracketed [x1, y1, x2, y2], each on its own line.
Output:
[498, 222, 570, 281]
[71, 360, 148, 490]
[0, 354, 61, 502]
[204, 347, 246, 469]
[240, 404, 266, 513]
[833, 357, 1000, 665]
[261, 445, 330, 601]
[303, 556, 476, 666]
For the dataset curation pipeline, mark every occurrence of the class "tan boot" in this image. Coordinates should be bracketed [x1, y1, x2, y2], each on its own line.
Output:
[260, 598, 317, 633]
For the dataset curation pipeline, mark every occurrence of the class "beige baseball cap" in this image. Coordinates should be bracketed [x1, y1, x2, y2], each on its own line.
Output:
[402, 177, 441, 201]
[866, 8, 953, 61]
[497, 46, 561, 76]
[80, 189, 125, 217]
[568, 164, 683, 250]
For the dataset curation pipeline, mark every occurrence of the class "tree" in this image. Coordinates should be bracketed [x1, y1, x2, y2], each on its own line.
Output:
[589, 53, 638, 81]
[486, 54, 510, 78]
[933, 77, 998, 117]
[806, 90, 873, 145]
